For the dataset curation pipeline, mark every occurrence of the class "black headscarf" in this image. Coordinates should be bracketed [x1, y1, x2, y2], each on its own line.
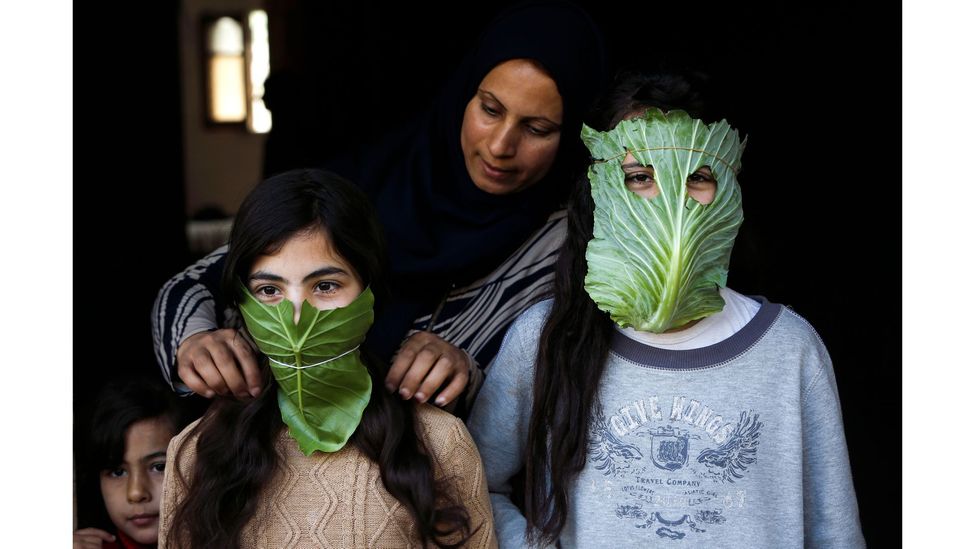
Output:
[326, 1, 607, 360]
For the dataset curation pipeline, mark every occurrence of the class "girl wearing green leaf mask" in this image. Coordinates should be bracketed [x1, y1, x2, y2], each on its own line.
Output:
[160, 169, 496, 548]
[467, 72, 864, 548]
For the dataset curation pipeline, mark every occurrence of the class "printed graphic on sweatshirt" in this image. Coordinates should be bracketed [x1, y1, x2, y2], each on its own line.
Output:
[587, 395, 763, 541]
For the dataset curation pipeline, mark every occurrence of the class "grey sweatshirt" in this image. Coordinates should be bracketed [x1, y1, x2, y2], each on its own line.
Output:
[467, 297, 865, 548]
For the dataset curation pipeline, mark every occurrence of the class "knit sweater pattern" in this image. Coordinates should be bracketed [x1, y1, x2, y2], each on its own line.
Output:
[160, 404, 497, 548]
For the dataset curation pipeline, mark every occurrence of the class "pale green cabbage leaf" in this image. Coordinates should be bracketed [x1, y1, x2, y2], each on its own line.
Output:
[581, 109, 746, 332]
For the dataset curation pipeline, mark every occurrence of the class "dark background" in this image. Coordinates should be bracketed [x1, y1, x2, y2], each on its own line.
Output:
[74, 0, 899, 544]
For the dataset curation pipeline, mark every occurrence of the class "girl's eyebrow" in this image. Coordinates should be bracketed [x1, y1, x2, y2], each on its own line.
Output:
[302, 266, 348, 283]
[621, 162, 650, 170]
[249, 271, 284, 282]
[249, 267, 349, 284]
[141, 450, 167, 462]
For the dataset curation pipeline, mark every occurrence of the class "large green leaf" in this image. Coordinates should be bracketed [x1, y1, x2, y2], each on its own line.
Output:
[582, 109, 746, 332]
[238, 285, 374, 455]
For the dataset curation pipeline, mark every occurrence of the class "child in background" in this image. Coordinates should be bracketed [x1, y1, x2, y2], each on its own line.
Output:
[74, 377, 187, 549]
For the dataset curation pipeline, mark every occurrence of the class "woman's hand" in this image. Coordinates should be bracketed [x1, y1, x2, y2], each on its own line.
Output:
[176, 329, 263, 399]
[73, 528, 115, 549]
[386, 332, 471, 407]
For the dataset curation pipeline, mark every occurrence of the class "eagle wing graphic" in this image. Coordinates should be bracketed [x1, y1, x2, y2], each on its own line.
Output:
[696, 410, 762, 483]
[588, 407, 643, 477]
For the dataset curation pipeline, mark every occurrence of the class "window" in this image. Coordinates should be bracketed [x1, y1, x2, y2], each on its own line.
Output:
[202, 11, 271, 133]
[246, 11, 271, 133]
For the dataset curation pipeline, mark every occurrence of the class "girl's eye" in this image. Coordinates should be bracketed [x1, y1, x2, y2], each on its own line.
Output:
[687, 168, 716, 184]
[254, 286, 279, 298]
[625, 172, 655, 185]
[315, 281, 339, 294]
[150, 462, 166, 474]
[106, 467, 126, 478]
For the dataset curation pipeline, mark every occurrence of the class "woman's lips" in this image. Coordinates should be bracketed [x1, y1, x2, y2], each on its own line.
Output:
[129, 514, 158, 527]
[480, 158, 516, 181]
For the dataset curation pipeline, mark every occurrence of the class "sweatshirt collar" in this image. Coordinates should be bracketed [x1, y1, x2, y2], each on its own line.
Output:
[609, 296, 782, 370]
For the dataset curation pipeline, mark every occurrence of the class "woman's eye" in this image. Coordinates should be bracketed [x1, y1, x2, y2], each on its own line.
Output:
[526, 125, 551, 137]
[481, 103, 500, 117]
[315, 281, 339, 294]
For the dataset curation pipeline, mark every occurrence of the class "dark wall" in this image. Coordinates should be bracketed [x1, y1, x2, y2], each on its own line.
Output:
[73, 0, 190, 529]
[74, 0, 898, 544]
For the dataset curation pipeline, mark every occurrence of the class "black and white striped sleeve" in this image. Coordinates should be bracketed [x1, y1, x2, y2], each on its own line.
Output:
[411, 209, 568, 372]
[151, 245, 230, 393]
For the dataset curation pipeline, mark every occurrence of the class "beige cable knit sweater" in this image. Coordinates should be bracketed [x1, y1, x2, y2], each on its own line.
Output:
[159, 404, 497, 548]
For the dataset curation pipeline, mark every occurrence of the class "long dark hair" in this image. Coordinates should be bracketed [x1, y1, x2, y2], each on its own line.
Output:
[524, 72, 707, 543]
[78, 376, 187, 532]
[167, 169, 471, 548]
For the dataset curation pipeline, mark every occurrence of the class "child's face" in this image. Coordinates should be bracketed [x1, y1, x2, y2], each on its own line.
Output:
[247, 227, 365, 323]
[99, 417, 175, 545]
[619, 110, 717, 205]
[621, 151, 718, 204]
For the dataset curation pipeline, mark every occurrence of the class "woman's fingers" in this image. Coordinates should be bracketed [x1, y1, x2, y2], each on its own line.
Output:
[413, 355, 455, 403]
[387, 333, 471, 406]
[176, 329, 263, 400]
[208, 340, 250, 398]
[386, 334, 424, 394]
[433, 358, 470, 407]
[397, 343, 441, 400]
[193, 352, 231, 396]
[229, 332, 263, 397]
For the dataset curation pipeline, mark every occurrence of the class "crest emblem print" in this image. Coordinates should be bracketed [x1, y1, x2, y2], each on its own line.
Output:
[649, 425, 697, 471]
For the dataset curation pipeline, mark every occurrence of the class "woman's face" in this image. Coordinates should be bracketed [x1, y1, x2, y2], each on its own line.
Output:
[99, 417, 175, 545]
[247, 227, 364, 323]
[460, 58, 563, 195]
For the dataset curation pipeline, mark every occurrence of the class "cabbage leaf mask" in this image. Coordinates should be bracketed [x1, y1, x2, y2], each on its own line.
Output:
[581, 109, 746, 332]
[238, 284, 374, 455]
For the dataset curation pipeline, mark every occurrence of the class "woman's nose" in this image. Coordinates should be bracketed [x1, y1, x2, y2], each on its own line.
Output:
[487, 122, 518, 158]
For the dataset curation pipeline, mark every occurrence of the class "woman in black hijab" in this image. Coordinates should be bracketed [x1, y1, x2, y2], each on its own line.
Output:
[152, 0, 606, 414]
